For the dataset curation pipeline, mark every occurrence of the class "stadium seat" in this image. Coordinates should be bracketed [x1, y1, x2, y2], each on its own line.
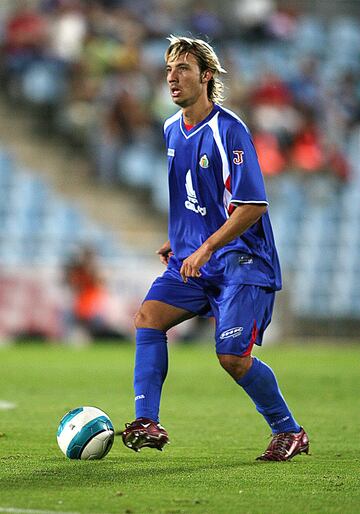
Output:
[119, 142, 157, 188]
[150, 157, 169, 213]
[294, 15, 327, 53]
[0, 147, 123, 267]
[328, 17, 360, 57]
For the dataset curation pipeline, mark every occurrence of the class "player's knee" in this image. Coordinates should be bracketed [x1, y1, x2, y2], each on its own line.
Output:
[217, 354, 252, 381]
[134, 307, 165, 330]
[134, 309, 153, 329]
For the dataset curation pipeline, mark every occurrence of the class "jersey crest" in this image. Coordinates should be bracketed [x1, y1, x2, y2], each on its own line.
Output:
[199, 154, 209, 168]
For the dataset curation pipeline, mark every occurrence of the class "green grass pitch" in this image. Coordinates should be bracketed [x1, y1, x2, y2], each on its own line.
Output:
[0, 342, 359, 514]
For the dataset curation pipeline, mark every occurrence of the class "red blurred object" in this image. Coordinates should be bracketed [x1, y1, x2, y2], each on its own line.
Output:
[251, 73, 293, 106]
[5, 9, 48, 53]
[291, 127, 325, 172]
[328, 149, 350, 181]
[253, 132, 286, 176]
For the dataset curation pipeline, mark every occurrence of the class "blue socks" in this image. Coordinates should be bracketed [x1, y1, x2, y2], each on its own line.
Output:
[134, 328, 168, 422]
[237, 357, 300, 434]
[134, 328, 299, 433]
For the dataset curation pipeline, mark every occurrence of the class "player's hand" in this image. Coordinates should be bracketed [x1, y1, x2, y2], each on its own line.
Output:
[156, 240, 173, 266]
[180, 245, 213, 283]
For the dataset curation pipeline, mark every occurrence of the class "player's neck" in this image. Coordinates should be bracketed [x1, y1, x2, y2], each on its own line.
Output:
[182, 100, 214, 127]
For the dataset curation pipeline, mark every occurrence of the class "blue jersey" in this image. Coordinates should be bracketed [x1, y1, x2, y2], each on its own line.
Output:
[163, 104, 282, 291]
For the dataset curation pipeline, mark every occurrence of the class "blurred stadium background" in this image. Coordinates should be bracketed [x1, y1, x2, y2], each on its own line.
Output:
[0, 0, 359, 344]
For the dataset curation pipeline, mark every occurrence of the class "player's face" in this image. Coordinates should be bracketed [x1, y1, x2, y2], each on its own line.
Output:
[166, 53, 207, 108]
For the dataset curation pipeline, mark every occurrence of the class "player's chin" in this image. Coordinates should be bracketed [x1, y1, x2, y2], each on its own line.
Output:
[171, 97, 183, 106]
[171, 96, 188, 107]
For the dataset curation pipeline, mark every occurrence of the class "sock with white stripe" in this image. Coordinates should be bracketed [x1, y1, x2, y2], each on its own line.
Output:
[134, 328, 168, 423]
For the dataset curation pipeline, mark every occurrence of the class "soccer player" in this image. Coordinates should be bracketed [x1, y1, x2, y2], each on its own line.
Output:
[121, 36, 309, 461]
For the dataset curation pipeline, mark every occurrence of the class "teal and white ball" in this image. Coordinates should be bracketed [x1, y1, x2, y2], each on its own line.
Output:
[57, 406, 114, 460]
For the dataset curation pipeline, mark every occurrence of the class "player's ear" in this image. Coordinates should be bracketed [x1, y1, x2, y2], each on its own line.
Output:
[201, 70, 212, 83]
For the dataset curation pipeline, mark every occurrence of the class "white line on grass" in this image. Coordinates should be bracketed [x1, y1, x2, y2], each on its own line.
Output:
[0, 509, 80, 514]
[0, 401, 16, 410]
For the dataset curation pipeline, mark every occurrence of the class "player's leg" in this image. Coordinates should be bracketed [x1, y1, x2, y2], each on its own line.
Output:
[218, 352, 309, 460]
[122, 271, 210, 452]
[135, 298, 196, 329]
[133, 299, 195, 423]
[212, 285, 309, 460]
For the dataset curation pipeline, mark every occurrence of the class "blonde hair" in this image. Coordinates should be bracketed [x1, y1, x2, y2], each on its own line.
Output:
[165, 35, 227, 104]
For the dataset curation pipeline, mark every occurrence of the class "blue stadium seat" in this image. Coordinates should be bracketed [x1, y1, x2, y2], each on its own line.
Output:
[22, 60, 67, 105]
[118, 143, 156, 188]
[0, 150, 123, 266]
[328, 17, 360, 57]
[0, 150, 14, 185]
[142, 40, 170, 68]
[294, 16, 327, 53]
[150, 157, 169, 213]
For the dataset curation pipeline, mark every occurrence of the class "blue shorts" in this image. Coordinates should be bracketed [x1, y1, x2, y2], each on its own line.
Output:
[144, 264, 275, 356]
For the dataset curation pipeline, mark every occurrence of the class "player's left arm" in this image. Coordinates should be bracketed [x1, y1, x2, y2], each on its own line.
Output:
[179, 203, 266, 282]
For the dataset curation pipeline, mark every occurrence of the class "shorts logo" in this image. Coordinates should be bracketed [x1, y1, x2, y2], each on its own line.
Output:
[135, 394, 145, 401]
[233, 150, 244, 165]
[220, 326, 244, 339]
[199, 154, 209, 168]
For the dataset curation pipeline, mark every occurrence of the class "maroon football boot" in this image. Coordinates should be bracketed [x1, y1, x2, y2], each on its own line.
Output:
[121, 417, 169, 452]
[256, 427, 309, 461]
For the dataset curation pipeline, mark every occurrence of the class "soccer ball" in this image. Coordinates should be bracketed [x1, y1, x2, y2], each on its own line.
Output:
[57, 406, 114, 460]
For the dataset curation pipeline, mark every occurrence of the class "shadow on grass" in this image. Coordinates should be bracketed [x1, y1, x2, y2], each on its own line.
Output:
[0, 452, 269, 491]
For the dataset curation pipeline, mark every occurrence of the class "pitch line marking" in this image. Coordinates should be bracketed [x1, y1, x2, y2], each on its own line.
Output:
[0, 401, 16, 410]
[0, 509, 80, 514]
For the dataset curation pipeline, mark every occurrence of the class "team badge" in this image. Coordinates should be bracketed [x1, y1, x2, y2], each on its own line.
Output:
[233, 150, 244, 165]
[199, 154, 209, 168]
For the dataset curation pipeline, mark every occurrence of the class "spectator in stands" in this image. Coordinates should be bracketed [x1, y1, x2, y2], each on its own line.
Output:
[290, 110, 326, 174]
[249, 71, 302, 177]
[266, 6, 298, 41]
[253, 131, 287, 177]
[287, 56, 322, 112]
[187, 0, 224, 39]
[250, 71, 302, 138]
[290, 108, 349, 182]
[234, 0, 275, 41]
[249, 70, 350, 184]
[2, 1, 49, 98]
[327, 70, 360, 145]
[63, 245, 128, 342]
[48, 0, 87, 65]
[0, 0, 357, 193]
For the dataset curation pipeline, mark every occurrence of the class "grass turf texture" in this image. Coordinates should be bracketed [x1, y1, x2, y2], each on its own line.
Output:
[0, 343, 359, 514]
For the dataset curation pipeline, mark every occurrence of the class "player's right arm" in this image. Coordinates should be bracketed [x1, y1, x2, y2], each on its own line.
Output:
[156, 240, 173, 266]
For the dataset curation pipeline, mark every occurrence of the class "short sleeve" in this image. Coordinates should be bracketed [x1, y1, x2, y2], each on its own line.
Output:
[228, 125, 268, 206]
